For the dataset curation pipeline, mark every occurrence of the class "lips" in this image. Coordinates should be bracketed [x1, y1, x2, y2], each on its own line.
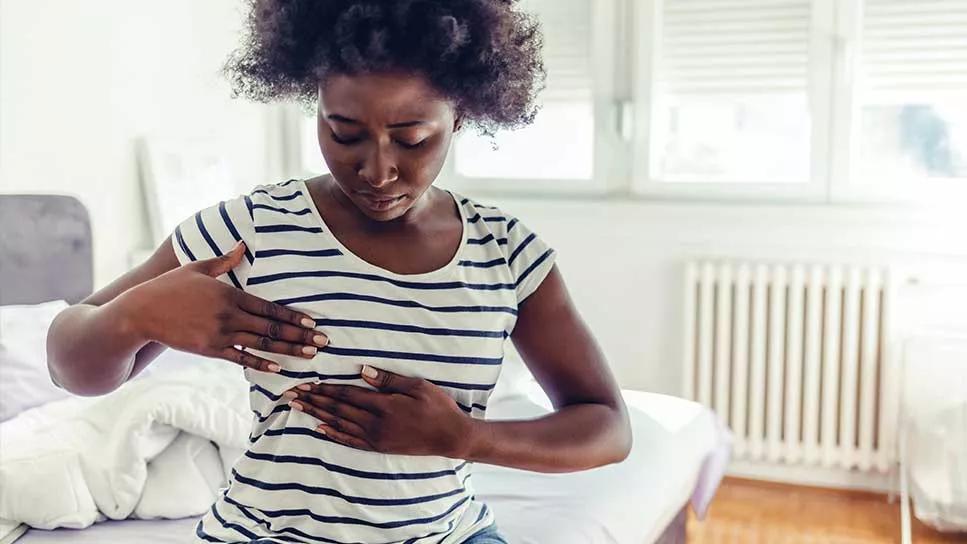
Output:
[356, 192, 405, 212]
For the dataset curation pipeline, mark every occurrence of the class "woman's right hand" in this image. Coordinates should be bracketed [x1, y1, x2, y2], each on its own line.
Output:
[125, 241, 327, 373]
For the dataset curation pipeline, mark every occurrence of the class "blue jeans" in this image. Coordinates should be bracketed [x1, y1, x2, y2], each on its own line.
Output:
[462, 524, 508, 544]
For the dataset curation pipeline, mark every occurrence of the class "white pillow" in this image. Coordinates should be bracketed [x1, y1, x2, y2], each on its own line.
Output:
[0, 300, 72, 421]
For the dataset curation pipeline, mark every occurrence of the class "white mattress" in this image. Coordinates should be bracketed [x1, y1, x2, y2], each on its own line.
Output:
[15, 390, 728, 544]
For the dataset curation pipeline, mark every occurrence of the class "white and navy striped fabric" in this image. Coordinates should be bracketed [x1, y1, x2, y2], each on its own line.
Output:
[171, 179, 555, 544]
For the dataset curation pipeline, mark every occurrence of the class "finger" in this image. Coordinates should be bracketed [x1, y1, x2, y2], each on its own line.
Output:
[233, 313, 329, 348]
[304, 383, 386, 413]
[193, 241, 246, 278]
[360, 366, 422, 395]
[287, 399, 368, 438]
[288, 389, 375, 427]
[232, 332, 319, 359]
[219, 347, 280, 373]
[236, 291, 318, 330]
[316, 423, 374, 451]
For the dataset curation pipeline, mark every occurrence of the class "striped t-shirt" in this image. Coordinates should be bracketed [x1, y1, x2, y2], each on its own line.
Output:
[172, 178, 556, 544]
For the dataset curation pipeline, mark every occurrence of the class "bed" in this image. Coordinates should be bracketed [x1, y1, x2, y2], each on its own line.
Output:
[0, 193, 730, 544]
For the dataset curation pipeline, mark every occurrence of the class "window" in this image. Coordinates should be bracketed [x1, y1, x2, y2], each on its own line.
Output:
[284, 0, 967, 204]
[847, 0, 967, 199]
[442, 0, 621, 194]
[632, 0, 832, 200]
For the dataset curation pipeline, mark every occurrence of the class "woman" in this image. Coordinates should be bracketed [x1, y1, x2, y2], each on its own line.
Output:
[47, 1, 631, 542]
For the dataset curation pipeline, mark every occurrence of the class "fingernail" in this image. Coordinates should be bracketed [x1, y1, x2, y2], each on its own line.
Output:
[296, 384, 311, 391]
[301, 318, 315, 328]
[316, 425, 327, 435]
[281, 391, 297, 400]
[361, 366, 378, 379]
[313, 335, 328, 347]
[268, 363, 281, 372]
[288, 401, 303, 411]
[302, 346, 317, 356]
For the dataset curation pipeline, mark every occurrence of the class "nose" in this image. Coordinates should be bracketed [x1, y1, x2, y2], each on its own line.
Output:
[357, 144, 399, 189]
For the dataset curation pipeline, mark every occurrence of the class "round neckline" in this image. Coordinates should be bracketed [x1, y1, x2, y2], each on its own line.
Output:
[297, 178, 467, 280]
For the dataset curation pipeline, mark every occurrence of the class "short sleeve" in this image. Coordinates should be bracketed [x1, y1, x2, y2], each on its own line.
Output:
[504, 216, 556, 304]
[170, 194, 256, 289]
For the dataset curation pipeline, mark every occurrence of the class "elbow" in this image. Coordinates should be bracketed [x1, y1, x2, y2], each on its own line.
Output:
[607, 406, 633, 465]
[46, 329, 123, 398]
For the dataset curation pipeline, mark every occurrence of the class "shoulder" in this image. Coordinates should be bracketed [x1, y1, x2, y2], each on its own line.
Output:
[453, 193, 523, 238]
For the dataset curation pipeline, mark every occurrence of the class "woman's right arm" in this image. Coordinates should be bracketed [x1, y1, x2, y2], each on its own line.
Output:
[46, 238, 327, 396]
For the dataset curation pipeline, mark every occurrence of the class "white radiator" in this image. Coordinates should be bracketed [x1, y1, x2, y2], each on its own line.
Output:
[683, 260, 897, 474]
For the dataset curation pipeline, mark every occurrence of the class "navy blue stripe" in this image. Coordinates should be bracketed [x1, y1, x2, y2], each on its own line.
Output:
[244, 195, 254, 221]
[467, 214, 504, 224]
[174, 225, 196, 262]
[249, 269, 514, 291]
[274, 292, 518, 316]
[253, 404, 290, 423]
[231, 468, 470, 507]
[507, 218, 519, 232]
[253, 189, 303, 201]
[249, 426, 332, 445]
[458, 257, 507, 269]
[255, 248, 343, 258]
[475, 503, 490, 524]
[251, 203, 313, 216]
[428, 379, 496, 392]
[250, 383, 281, 402]
[194, 519, 225, 543]
[323, 345, 503, 366]
[516, 248, 555, 290]
[280, 178, 298, 186]
[456, 402, 487, 414]
[314, 318, 506, 339]
[508, 232, 537, 266]
[210, 500, 261, 541]
[194, 212, 242, 289]
[255, 224, 325, 234]
[244, 450, 469, 480]
[276, 369, 361, 381]
[223, 492, 471, 530]
[467, 234, 508, 246]
[222, 493, 454, 544]
[218, 201, 255, 265]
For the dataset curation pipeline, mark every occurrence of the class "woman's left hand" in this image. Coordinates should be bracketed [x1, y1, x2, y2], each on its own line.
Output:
[282, 366, 475, 458]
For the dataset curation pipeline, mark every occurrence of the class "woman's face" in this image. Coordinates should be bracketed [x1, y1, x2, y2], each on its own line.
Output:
[317, 71, 460, 222]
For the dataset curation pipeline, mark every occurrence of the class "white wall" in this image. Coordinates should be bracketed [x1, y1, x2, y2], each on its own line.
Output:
[4, 1, 967, 397]
[0, 0, 275, 287]
[477, 196, 967, 394]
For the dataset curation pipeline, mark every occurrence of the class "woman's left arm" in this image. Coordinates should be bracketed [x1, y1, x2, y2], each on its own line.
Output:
[461, 265, 632, 472]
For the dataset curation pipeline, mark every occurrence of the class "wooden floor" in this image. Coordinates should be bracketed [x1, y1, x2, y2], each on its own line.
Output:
[686, 477, 967, 543]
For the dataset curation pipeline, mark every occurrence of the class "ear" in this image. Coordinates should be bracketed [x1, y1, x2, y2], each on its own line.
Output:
[452, 114, 464, 133]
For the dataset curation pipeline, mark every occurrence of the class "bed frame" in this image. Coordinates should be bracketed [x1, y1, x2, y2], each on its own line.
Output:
[0, 194, 93, 305]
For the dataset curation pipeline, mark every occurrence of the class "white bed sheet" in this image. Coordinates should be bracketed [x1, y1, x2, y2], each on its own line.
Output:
[14, 390, 728, 544]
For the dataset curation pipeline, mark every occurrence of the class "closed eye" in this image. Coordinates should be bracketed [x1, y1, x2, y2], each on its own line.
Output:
[397, 139, 428, 150]
[330, 131, 363, 146]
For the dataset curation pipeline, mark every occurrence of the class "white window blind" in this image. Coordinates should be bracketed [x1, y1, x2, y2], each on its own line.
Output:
[649, 0, 814, 185]
[450, 0, 597, 183]
[861, 0, 967, 92]
[659, 0, 811, 94]
[854, 0, 967, 183]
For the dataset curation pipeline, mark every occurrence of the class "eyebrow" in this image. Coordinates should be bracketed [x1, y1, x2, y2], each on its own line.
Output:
[326, 114, 427, 129]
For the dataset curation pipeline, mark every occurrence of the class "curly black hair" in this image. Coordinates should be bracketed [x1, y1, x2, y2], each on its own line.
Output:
[224, 0, 546, 135]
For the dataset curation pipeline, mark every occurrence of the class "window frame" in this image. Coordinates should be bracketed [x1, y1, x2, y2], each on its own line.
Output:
[438, 0, 626, 197]
[630, 0, 837, 203]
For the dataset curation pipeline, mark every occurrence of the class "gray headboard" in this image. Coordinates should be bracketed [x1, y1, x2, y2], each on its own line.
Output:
[0, 195, 93, 305]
